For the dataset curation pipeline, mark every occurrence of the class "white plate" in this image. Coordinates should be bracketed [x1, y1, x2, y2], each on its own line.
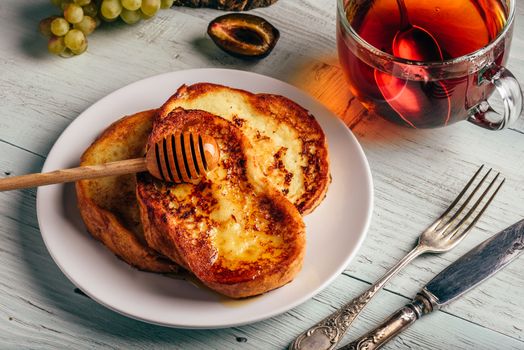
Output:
[37, 68, 373, 329]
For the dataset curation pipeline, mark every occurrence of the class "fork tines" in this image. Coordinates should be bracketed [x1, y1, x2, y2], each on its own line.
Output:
[436, 165, 505, 238]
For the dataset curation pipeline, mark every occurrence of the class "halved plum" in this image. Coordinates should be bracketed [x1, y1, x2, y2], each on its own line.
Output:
[208, 13, 280, 58]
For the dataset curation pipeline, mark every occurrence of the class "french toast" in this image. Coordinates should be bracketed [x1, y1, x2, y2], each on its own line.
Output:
[158, 83, 330, 215]
[76, 110, 178, 273]
[136, 108, 306, 298]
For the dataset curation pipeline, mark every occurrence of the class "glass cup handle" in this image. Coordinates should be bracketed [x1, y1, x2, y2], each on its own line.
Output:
[468, 66, 523, 130]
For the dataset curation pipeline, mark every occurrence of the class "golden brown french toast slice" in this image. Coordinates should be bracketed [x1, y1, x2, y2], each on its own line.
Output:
[158, 83, 330, 215]
[76, 110, 178, 273]
[136, 108, 306, 298]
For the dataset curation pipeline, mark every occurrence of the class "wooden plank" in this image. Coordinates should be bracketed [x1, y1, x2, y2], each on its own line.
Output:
[345, 111, 524, 341]
[0, 0, 340, 157]
[1, 206, 522, 349]
[3, 0, 522, 153]
[1, 134, 523, 349]
[289, 59, 365, 125]
[0, 2, 524, 154]
[290, 50, 524, 342]
[1, 217, 522, 350]
[1, 0, 524, 348]
[289, 44, 524, 342]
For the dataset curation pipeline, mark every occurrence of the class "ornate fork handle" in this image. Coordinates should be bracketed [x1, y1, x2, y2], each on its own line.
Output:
[289, 246, 425, 350]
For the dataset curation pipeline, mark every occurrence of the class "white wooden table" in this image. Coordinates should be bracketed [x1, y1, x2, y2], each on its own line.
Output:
[1, 1, 523, 349]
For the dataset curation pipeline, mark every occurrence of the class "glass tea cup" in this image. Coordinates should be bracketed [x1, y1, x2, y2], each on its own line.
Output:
[337, 0, 523, 130]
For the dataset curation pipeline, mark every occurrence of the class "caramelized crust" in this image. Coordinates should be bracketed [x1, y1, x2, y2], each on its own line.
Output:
[136, 108, 306, 298]
[158, 83, 330, 215]
[76, 110, 178, 273]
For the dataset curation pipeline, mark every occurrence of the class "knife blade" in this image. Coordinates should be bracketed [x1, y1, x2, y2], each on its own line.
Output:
[341, 219, 524, 350]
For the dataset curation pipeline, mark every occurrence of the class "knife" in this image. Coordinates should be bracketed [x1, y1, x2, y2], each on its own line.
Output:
[340, 219, 524, 350]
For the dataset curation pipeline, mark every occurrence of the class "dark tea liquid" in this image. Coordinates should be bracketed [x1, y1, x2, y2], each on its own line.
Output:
[338, 0, 508, 128]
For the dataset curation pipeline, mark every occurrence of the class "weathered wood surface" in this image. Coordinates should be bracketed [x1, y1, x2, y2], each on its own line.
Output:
[1, 0, 524, 349]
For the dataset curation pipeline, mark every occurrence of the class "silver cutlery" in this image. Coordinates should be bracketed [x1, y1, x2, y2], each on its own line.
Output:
[290, 165, 504, 350]
[341, 218, 524, 349]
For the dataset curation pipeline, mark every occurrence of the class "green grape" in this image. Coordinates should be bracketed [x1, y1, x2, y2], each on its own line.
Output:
[48, 36, 66, 55]
[120, 9, 142, 25]
[160, 0, 174, 9]
[121, 0, 142, 11]
[60, 0, 73, 10]
[74, 0, 91, 5]
[71, 40, 88, 55]
[60, 48, 75, 58]
[73, 15, 96, 35]
[64, 3, 84, 24]
[82, 2, 98, 17]
[141, 0, 160, 17]
[101, 0, 123, 20]
[140, 9, 153, 20]
[39, 16, 57, 38]
[64, 29, 86, 51]
[50, 0, 62, 7]
[50, 17, 70, 36]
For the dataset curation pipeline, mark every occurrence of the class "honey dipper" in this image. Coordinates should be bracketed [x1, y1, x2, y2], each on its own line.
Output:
[0, 132, 220, 191]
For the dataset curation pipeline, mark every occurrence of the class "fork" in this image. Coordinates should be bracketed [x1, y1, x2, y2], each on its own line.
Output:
[289, 165, 504, 350]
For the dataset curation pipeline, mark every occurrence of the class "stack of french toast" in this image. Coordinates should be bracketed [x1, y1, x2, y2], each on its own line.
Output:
[76, 83, 330, 298]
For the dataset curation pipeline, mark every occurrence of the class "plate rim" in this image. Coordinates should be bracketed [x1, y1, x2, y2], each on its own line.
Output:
[36, 68, 374, 329]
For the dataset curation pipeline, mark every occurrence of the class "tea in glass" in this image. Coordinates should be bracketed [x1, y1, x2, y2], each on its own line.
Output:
[337, 0, 510, 128]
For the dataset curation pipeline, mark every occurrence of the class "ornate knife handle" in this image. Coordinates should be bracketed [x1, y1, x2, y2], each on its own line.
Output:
[341, 294, 434, 350]
[289, 247, 424, 350]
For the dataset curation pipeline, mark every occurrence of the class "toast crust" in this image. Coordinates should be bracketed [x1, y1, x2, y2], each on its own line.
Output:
[158, 83, 330, 215]
[136, 108, 306, 298]
[76, 110, 178, 273]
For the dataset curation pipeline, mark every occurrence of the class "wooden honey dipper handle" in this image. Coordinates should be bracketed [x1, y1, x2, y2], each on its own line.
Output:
[0, 158, 148, 192]
[0, 133, 220, 192]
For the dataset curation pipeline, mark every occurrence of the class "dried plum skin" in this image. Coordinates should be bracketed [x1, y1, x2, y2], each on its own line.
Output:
[208, 13, 280, 59]
[174, 0, 278, 11]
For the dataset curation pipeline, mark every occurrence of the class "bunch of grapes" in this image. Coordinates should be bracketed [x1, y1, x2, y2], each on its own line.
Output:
[39, 0, 174, 57]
